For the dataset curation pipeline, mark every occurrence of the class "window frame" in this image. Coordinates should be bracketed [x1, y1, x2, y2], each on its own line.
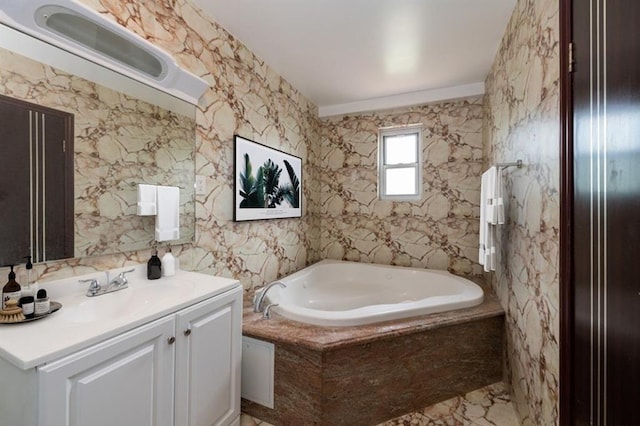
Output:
[378, 124, 423, 201]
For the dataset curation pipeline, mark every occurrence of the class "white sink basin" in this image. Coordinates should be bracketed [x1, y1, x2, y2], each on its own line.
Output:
[61, 295, 134, 323]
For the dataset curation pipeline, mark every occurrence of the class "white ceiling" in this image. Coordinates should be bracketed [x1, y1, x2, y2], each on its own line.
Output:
[193, 0, 516, 117]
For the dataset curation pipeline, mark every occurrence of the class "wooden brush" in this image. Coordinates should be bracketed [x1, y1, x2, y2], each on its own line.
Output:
[0, 299, 25, 323]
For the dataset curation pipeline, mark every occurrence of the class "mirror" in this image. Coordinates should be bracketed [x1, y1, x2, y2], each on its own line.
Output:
[0, 25, 196, 265]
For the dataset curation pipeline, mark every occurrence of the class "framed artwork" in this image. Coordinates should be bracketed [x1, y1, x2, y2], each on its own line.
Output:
[233, 135, 302, 221]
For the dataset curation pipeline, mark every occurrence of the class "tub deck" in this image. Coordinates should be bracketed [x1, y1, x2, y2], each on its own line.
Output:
[242, 289, 505, 425]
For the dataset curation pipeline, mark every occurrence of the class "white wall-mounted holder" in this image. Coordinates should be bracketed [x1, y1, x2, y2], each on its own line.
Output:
[0, 0, 208, 105]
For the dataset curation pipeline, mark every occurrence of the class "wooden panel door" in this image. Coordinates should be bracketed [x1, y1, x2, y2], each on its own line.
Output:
[38, 316, 175, 426]
[175, 287, 242, 426]
[563, 0, 640, 424]
[41, 112, 74, 261]
[0, 94, 73, 264]
[0, 96, 32, 265]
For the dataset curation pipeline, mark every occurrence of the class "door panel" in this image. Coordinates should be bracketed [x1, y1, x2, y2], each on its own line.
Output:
[568, 0, 640, 424]
[0, 94, 73, 264]
[0, 98, 32, 263]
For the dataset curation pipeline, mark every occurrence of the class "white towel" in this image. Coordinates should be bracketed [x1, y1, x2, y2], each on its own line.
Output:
[479, 166, 502, 272]
[137, 184, 157, 216]
[479, 170, 490, 264]
[155, 185, 180, 242]
[494, 167, 505, 225]
[487, 166, 497, 224]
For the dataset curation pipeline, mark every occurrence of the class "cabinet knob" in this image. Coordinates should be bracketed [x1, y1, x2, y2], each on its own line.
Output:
[167, 336, 176, 345]
[184, 329, 192, 336]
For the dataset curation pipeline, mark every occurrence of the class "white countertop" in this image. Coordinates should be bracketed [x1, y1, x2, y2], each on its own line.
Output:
[0, 266, 240, 370]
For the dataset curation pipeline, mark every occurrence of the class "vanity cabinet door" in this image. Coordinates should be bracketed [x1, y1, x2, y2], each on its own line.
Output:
[175, 286, 242, 426]
[38, 316, 176, 426]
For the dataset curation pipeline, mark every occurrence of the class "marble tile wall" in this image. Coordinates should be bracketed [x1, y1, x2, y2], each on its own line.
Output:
[483, 0, 560, 424]
[0, 0, 321, 289]
[319, 99, 484, 277]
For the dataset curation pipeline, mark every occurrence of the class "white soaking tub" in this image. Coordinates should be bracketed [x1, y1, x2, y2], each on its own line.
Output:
[264, 260, 484, 326]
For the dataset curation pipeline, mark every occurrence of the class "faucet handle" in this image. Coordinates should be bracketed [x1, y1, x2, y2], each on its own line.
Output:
[112, 268, 135, 286]
[79, 278, 101, 295]
[119, 268, 135, 278]
[252, 287, 264, 304]
[262, 303, 279, 320]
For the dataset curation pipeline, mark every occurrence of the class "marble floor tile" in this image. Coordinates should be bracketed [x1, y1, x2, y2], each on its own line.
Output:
[240, 382, 519, 426]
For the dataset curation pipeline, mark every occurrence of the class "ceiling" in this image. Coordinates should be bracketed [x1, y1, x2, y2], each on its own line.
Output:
[193, 0, 516, 117]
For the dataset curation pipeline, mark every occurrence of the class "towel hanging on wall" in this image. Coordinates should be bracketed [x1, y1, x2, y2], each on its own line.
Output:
[479, 166, 505, 272]
[155, 185, 180, 242]
[495, 167, 505, 225]
[137, 184, 157, 216]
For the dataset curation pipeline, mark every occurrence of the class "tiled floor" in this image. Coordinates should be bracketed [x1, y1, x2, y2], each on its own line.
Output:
[240, 382, 519, 426]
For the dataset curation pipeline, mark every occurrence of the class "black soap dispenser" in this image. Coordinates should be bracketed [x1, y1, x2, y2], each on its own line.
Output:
[147, 247, 162, 280]
[2, 265, 21, 309]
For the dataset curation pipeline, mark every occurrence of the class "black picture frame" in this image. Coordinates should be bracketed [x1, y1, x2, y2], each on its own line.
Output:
[233, 135, 302, 221]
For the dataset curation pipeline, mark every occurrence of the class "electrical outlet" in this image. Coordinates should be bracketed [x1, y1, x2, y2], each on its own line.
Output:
[195, 175, 206, 195]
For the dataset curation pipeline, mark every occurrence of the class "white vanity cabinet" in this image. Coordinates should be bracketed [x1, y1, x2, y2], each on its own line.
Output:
[38, 315, 176, 426]
[174, 286, 242, 426]
[33, 284, 242, 426]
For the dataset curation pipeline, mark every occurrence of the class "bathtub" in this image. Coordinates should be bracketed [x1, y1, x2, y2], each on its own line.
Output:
[265, 260, 484, 326]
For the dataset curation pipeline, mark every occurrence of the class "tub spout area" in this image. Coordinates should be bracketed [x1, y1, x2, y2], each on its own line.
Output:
[262, 303, 279, 319]
[252, 281, 286, 313]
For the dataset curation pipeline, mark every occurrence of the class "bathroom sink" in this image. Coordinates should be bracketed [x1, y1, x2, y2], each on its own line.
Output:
[57, 276, 199, 323]
[61, 294, 135, 324]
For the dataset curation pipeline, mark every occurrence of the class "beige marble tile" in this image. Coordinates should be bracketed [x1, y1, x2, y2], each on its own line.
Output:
[319, 98, 485, 278]
[1, 3, 558, 425]
[483, 0, 560, 424]
[0, 0, 321, 290]
[240, 382, 518, 426]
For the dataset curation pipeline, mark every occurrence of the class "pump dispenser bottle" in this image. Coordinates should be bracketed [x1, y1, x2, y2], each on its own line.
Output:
[161, 245, 176, 277]
[3, 265, 21, 309]
[147, 247, 162, 280]
[21, 256, 35, 298]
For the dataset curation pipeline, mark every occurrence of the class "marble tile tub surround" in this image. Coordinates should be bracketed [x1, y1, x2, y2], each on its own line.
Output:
[0, 0, 321, 287]
[319, 97, 484, 278]
[241, 381, 519, 426]
[242, 295, 504, 425]
[483, 0, 560, 424]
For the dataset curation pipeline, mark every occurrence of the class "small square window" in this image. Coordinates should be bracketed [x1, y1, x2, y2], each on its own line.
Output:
[378, 125, 422, 200]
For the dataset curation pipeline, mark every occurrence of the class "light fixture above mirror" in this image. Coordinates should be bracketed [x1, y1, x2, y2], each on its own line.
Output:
[0, 0, 207, 105]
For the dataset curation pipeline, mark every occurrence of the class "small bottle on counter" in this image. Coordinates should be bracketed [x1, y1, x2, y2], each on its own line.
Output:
[19, 296, 35, 319]
[2, 265, 21, 309]
[147, 247, 162, 280]
[34, 289, 50, 316]
[21, 256, 35, 298]
[161, 245, 176, 277]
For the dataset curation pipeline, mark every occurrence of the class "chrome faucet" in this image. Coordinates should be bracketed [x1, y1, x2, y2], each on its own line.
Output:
[79, 269, 135, 297]
[252, 281, 286, 313]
